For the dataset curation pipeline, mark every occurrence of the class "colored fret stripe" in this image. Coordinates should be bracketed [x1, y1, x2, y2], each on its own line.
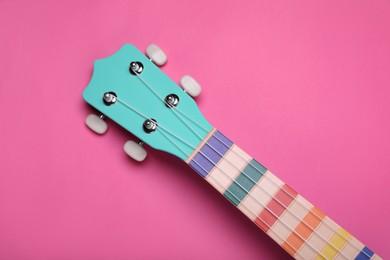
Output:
[255, 184, 298, 232]
[188, 130, 233, 178]
[355, 247, 374, 260]
[186, 129, 381, 260]
[282, 205, 325, 256]
[224, 159, 266, 206]
[315, 228, 351, 260]
[205, 144, 251, 194]
[185, 128, 216, 164]
[238, 170, 284, 220]
[300, 217, 342, 258]
[335, 237, 365, 260]
[267, 195, 312, 246]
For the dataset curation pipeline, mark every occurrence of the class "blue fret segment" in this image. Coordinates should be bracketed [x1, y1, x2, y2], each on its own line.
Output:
[224, 159, 266, 206]
[188, 130, 233, 178]
[355, 246, 374, 260]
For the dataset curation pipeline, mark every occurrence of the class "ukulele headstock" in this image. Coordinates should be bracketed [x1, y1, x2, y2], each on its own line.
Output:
[83, 44, 212, 161]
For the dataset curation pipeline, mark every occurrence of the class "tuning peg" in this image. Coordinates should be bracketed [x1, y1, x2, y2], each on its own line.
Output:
[180, 75, 201, 97]
[124, 140, 147, 162]
[85, 114, 108, 134]
[146, 44, 167, 66]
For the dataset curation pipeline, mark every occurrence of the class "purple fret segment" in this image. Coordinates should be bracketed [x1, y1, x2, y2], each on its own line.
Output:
[188, 130, 233, 178]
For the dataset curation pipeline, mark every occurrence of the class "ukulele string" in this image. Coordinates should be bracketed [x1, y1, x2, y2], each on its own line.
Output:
[132, 68, 204, 140]
[131, 70, 355, 259]
[171, 107, 365, 257]
[158, 129, 315, 260]
[133, 68, 369, 259]
[131, 71, 357, 258]
[116, 96, 328, 259]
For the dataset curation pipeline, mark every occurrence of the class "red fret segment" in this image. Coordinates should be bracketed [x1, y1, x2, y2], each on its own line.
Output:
[254, 184, 298, 232]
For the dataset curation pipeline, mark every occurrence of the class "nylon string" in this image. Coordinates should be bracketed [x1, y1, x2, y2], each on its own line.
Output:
[130, 70, 365, 258]
[116, 96, 328, 259]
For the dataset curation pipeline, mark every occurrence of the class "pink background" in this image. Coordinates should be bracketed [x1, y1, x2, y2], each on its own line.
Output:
[1, 0, 389, 259]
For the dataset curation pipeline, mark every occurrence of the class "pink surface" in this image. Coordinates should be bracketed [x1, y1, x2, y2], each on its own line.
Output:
[0, 0, 389, 259]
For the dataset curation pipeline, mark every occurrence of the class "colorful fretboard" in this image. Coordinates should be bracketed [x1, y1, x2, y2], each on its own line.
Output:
[185, 129, 380, 260]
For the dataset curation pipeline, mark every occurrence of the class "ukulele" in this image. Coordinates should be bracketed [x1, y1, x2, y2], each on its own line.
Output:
[83, 44, 380, 260]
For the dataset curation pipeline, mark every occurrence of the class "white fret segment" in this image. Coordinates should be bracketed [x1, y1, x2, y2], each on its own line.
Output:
[238, 170, 282, 221]
[334, 237, 363, 260]
[205, 145, 250, 193]
[298, 216, 339, 258]
[270, 197, 313, 245]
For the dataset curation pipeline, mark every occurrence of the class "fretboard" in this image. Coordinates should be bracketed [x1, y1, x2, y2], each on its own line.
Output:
[185, 129, 380, 260]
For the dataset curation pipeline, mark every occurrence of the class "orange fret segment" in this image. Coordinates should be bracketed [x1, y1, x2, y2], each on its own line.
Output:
[311, 207, 326, 220]
[282, 206, 325, 256]
[282, 233, 304, 256]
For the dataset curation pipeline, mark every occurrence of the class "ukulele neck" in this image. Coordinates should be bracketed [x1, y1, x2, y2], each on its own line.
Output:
[185, 128, 380, 260]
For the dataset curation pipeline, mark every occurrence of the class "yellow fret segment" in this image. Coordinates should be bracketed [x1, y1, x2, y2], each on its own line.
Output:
[334, 236, 363, 260]
[315, 228, 351, 260]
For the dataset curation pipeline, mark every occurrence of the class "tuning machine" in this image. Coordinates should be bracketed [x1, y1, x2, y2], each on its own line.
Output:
[146, 44, 167, 66]
[124, 140, 147, 162]
[85, 114, 108, 134]
[145, 44, 201, 97]
[180, 75, 202, 97]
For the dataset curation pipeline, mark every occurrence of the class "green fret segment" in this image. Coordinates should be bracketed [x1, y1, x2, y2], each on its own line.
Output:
[224, 159, 266, 206]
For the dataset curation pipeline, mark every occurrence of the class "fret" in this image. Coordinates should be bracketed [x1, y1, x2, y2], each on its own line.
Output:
[186, 129, 381, 260]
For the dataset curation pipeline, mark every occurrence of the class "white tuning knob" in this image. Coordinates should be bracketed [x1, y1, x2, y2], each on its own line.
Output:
[180, 75, 201, 97]
[124, 140, 147, 162]
[85, 114, 108, 134]
[146, 44, 167, 66]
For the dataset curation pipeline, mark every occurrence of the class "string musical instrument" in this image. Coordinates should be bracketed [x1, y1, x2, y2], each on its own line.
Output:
[83, 44, 380, 259]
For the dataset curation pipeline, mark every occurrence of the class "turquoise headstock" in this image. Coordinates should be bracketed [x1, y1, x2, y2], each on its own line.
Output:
[83, 44, 212, 161]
